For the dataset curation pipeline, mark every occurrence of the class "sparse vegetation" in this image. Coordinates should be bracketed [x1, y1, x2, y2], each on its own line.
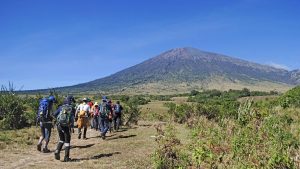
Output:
[1, 86, 300, 168]
[152, 87, 300, 168]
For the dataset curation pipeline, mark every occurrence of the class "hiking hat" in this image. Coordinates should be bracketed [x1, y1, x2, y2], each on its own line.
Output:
[48, 96, 56, 102]
[94, 102, 99, 106]
[67, 95, 76, 103]
[82, 98, 88, 102]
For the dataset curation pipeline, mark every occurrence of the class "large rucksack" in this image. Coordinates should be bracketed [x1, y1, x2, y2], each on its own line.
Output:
[37, 98, 50, 122]
[114, 104, 121, 114]
[100, 102, 110, 118]
[57, 105, 73, 127]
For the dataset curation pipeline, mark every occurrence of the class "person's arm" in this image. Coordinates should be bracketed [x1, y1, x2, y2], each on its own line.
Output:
[52, 106, 61, 118]
[75, 105, 80, 117]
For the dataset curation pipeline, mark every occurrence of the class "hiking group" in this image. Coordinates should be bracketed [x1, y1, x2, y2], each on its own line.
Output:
[36, 95, 123, 162]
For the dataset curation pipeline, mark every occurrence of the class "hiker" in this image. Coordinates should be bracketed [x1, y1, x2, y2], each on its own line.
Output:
[36, 95, 56, 153]
[75, 98, 90, 139]
[99, 96, 111, 139]
[65, 95, 76, 133]
[53, 96, 76, 162]
[87, 98, 94, 108]
[107, 99, 113, 133]
[91, 102, 100, 131]
[88, 99, 95, 129]
[113, 101, 123, 131]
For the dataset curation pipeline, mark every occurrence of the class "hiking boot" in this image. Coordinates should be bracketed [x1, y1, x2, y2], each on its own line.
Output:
[54, 142, 64, 160]
[63, 146, 71, 162]
[37, 144, 42, 152]
[83, 128, 87, 139]
[63, 157, 71, 162]
[101, 134, 106, 140]
[78, 133, 81, 139]
[54, 151, 60, 160]
[83, 137, 87, 140]
[43, 148, 50, 153]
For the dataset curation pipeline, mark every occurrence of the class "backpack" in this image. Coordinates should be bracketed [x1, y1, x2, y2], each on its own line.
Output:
[100, 102, 110, 118]
[93, 106, 100, 116]
[37, 98, 50, 122]
[57, 105, 73, 127]
[114, 104, 121, 114]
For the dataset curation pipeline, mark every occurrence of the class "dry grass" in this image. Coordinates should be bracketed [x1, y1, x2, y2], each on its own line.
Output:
[0, 123, 154, 169]
[0, 120, 191, 169]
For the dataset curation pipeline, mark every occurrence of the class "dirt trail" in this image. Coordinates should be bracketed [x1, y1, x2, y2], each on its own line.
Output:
[1, 122, 158, 169]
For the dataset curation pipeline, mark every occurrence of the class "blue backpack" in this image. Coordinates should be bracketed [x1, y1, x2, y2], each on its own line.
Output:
[37, 98, 50, 122]
[114, 104, 121, 114]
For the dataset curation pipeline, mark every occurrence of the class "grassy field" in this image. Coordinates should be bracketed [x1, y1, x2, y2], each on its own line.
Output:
[0, 120, 190, 169]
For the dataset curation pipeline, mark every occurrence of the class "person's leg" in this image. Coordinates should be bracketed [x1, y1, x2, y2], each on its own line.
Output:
[43, 124, 52, 152]
[83, 126, 87, 139]
[78, 118, 82, 139]
[113, 115, 117, 131]
[102, 118, 109, 139]
[78, 127, 82, 139]
[109, 120, 112, 133]
[116, 114, 121, 131]
[94, 116, 98, 130]
[98, 116, 102, 132]
[90, 116, 94, 129]
[64, 127, 71, 162]
[100, 117, 104, 135]
[55, 126, 65, 160]
[37, 124, 45, 151]
[83, 118, 88, 139]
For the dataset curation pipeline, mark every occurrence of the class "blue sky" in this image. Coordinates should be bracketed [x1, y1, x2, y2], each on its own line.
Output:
[0, 0, 299, 90]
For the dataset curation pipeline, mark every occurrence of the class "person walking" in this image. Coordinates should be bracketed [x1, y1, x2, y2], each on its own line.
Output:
[113, 101, 123, 131]
[53, 96, 76, 162]
[91, 102, 100, 131]
[75, 98, 90, 139]
[107, 99, 113, 133]
[66, 95, 76, 134]
[99, 96, 111, 139]
[36, 95, 56, 153]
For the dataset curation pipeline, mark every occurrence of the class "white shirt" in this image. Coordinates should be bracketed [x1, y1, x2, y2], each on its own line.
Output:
[76, 103, 90, 113]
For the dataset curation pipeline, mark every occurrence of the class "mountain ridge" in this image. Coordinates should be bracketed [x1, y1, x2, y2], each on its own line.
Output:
[24, 47, 299, 94]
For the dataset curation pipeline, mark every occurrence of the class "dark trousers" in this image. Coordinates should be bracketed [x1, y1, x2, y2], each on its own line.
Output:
[57, 125, 71, 144]
[113, 113, 121, 130]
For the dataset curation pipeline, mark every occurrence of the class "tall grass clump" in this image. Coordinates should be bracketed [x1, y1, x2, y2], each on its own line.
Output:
[0, 84, 27, 129]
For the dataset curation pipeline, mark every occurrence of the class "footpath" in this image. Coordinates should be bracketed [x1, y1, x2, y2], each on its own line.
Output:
[0, 122, 157, 169]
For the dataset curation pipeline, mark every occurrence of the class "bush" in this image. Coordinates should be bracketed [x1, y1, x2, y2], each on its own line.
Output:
[123, 98, 142, 126]
[279, 86, 300, 108]
[0, 85, 28, 129]
[152, 123, 189, 169]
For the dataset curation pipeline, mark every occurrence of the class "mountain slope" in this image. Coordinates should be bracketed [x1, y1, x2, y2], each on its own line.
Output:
[39, 47, 299, 94]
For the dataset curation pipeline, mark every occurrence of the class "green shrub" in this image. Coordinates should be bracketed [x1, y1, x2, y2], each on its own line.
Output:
[279, 86, 300, 108]
[0, 85, 28, 129]
[152, 123, 189, 169]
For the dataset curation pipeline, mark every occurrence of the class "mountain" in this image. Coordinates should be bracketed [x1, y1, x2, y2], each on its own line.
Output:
[31, 47, 299, 94]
